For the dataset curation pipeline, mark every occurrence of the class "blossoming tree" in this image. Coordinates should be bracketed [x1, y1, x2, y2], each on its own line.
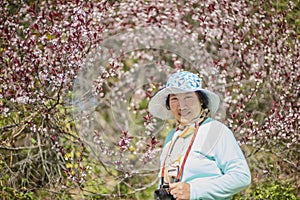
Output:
[0, 0, 299, 199]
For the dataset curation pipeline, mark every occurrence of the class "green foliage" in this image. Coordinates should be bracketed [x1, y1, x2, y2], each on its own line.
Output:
[234, 179, 299, 200]
[0, 185, 35, 200]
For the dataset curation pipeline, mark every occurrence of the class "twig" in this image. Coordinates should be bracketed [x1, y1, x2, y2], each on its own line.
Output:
[0, 145, 45, 151]
[37, 123, 52, 184]
[129, 176, 159, 194]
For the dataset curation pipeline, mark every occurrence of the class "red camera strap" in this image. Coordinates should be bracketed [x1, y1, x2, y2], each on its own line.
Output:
[161, 122, 200, 181]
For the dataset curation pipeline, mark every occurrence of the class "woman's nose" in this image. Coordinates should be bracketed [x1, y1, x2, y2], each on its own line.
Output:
[177, 99, 188, 108]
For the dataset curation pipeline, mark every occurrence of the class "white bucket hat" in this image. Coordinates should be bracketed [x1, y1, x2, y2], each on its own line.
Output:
[148, 71, 220, 120]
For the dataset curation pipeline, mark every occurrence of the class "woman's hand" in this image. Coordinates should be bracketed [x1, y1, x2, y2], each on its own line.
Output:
[169, 182, 190, 200]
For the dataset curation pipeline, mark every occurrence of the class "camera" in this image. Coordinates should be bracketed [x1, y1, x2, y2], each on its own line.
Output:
[154, 185, 175, 200]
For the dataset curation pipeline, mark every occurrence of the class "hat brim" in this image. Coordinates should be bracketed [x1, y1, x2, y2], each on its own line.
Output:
[148, 87, 220, 120]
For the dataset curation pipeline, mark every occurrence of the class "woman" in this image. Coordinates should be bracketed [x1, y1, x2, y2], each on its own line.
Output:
[149, 71, 251, 200]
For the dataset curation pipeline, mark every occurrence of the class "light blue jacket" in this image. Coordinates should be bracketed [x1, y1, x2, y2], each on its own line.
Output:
[159, 118, 251, 199]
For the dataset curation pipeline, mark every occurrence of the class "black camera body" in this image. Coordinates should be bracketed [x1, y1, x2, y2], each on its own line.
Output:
[154, 185, 175, 200]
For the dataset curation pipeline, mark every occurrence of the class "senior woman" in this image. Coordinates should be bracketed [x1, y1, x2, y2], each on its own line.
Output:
[149, 71, 251, 200]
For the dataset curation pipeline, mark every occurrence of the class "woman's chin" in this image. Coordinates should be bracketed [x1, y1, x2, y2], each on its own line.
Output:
[179, 118, 191, 125]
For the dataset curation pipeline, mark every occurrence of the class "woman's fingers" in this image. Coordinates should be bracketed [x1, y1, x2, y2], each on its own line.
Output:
[169, 182, 190, 200]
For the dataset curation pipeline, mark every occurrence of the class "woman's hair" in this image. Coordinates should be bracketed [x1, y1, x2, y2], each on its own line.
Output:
[166, 91, 209, 110]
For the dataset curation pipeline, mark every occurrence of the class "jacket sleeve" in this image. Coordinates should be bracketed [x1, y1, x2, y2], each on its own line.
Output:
[189, 124, 251, 199]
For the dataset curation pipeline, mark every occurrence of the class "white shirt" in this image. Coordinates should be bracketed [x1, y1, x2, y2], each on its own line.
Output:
[159, 118, 251, 199]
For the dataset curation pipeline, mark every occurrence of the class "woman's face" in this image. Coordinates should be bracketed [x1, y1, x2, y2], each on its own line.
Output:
[169, 92, 202, 125]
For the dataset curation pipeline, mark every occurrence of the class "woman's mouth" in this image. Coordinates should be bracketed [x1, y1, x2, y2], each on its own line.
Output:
[179, 110, 190, 117]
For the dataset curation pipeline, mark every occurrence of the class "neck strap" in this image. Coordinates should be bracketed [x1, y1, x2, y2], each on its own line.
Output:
[161, 122, 200, 182]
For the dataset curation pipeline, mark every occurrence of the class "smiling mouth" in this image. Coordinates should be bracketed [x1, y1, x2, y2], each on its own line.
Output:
[179, 110, 190, 117]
